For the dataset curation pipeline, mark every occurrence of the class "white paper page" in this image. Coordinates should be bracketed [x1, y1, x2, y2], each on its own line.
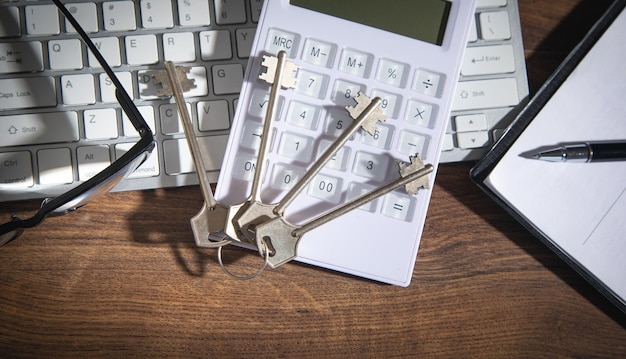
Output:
[486, 9, 626, 304]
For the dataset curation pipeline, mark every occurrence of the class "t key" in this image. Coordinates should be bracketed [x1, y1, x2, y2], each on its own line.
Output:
[255, 155, 434, 268]
[224, 50, 299, 247]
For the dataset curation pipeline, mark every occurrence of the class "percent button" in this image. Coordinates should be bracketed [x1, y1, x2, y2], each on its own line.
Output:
[376, 58, 408, 87]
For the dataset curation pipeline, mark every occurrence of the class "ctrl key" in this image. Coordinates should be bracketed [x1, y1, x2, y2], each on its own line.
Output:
[0, 151, 34, 188]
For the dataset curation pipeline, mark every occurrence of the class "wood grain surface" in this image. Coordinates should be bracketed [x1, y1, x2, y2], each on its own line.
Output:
[1, 0, 625, 357]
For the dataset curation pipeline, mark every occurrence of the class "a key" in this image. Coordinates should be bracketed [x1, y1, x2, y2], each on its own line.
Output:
[155, 61, 231, 247]
[235, 92, 386, 251]
[255, 154, 434, 268]
[224, 50, 299, 246]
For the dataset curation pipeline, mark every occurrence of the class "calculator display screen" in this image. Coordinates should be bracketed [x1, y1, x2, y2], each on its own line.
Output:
[289, 0, 451, 46]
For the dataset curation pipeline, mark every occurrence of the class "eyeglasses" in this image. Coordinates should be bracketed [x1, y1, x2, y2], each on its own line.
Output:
[0, 0, 155, 245]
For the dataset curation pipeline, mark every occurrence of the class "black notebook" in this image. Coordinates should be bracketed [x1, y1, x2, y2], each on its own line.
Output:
[471, 0, 626, 313]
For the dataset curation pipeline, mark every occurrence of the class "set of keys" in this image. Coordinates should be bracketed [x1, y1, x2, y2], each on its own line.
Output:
[153, 51, 433, 279]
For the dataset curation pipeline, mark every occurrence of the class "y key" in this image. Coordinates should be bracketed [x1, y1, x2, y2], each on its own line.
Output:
[255, 155, 433, 268]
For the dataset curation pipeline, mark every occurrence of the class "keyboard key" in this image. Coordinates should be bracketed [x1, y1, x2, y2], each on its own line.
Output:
[122, 105, 156, 136]
[100, 72, 133, 103]
[163, 32, 196, 62]
[198, 100, 231, 131]
[63, 2, 99, 34]
[0, 77, 56, 110]
[38, 148, 73, 185]
[452, 78, 519, 111]
[479, 11, 511, 41]
[103, 1, 137, 32]
[88, 37, 122, 68]
[178, 0, 211, 26]
[200, 30, 233, 60]
[84, 108, 119, 140]
[140, 0, 174, 29]
[115, 143, 160, 178]
[0, 151, 33, 188]
[212, 64, 244, 95]
[461, 44, 515, 76]
[477, 0, 508, 9]
[48, 39, 84, 70]
[455, 114, 488, 132]
[0, 42, 44, 74]
[0, 6, 20, 38]
[0, 112, 79, 147]
[159, 102, 190, 135]
[61, 74, 96, 105]
[250, 0, 263, 22]
[125, 34, 159, 65]
[214, 0, 247, 25]
[77, 145, 111, 181]
[25, 5, 60, 35]
[456, 131, 490, 149]
[236, 28, 256, 58]
[163, 135, 228, 174]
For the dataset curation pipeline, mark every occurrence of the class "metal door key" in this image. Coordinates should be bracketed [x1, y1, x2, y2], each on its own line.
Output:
[235, 92, 386, 251]
[155, 62, 231, 247]
[254, 155, 434, 268]
[224, 51, 299, 248]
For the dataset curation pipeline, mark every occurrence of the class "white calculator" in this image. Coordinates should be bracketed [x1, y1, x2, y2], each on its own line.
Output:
[215, 0, 477, 286]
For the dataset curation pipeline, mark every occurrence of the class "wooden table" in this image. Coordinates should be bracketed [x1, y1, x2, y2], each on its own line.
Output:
[1, 0, 625, 357]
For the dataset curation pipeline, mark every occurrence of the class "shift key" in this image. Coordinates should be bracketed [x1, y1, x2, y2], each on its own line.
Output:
[452, 78, 519, 111]
[0, 77, 57, 110]
[1, 112, 79, 147]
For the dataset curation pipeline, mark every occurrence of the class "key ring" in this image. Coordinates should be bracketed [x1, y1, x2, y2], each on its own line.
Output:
[217, 241, 270, 280]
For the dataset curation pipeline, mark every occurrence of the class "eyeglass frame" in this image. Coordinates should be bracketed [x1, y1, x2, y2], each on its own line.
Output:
[0, 0, 155, 244]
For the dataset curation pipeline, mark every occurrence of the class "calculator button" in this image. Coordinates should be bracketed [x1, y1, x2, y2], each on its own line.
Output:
[360, 123, 394, 150]
[301, 38, 336, 68]
[248, 89, 283, 119]
[318, 140, 350, 171]
[398, 130, 429, 157]
[412, 69, 442, 97]
[308, 174, 342, 204]
[232, 153, 258, 182]
[331, 79, 366, 107]
[370, 89, 401, 118]
[323, 110, 352, 138]
[240, 123, 263, 150]
[285, 100, 321, 130]
[404, 100, 436, 128]
[381, 192, 413, 222]
[295, 69, 329, 99]
[376, 59, 408, 87]
[338, 48, 373, 78]
[277, 132, 315, 163]
[347, 183, 378, 213]
[265, 28, 299, 57]
[270, 163, 305, 191]
[352, 151, 390, 182]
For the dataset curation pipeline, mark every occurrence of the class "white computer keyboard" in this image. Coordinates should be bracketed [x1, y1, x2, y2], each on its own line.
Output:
[0, 0, 527, 203]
